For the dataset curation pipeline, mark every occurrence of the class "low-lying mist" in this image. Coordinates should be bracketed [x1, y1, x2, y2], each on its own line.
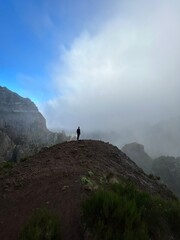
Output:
[49, 115, 180, 158]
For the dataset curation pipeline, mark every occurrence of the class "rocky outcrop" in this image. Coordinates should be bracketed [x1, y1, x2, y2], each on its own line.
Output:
[152, 156, 180, 198]
[0, 86, 69, 162]
[122, 142, 153, 174]
[0, 130, 15, 161]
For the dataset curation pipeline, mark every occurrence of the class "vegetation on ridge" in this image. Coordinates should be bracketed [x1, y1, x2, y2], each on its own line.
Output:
[18, 181, 180, 240]
[19, 208, 61, 240]
[82, 182, 180, 240]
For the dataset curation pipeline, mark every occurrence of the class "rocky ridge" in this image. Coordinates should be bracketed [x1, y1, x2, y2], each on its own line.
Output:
[0, 140, 175, 240]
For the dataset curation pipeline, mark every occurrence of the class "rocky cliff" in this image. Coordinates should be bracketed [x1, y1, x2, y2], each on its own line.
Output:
[0, 86, 68, 161]
[122, 142, 153, 174]
[0, 86, 47, 140]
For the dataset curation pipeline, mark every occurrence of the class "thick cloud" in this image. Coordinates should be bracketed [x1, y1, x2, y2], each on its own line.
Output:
[42, 0, 180, 132]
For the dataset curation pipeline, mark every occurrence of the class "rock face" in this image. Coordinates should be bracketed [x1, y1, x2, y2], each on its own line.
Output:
[122, 142, 153, 174]
[0, 130, 15, 162]
[152, 156, 180, 198]
[0, 86, 68, 161]
[0, 86, 47, 141]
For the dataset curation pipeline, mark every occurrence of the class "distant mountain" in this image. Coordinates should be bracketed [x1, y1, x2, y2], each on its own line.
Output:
[0, 86, 69, 161]
[122, 142, 153, 174]
[132, 117, 180, 158]
[121, 142, 180, 198]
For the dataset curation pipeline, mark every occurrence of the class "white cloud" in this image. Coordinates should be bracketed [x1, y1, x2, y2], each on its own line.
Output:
[43, 0, 180, 131]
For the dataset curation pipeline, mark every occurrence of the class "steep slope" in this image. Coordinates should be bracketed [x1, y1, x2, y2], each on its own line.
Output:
[0, 86, 68, 161]
[0, 140, 175, 240]
[152, 156, 180, 198]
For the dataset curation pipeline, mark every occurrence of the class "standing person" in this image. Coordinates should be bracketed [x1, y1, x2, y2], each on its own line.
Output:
[76, 126, 81, 140]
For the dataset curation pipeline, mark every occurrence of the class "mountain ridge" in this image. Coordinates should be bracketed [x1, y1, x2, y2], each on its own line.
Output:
[0, 140, 175, 240]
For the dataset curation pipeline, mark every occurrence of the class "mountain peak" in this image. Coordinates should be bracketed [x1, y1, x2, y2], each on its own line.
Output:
[0, 86, 38, 112]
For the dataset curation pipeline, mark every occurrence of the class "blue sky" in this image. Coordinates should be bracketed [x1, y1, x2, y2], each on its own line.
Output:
[1, 0, 180, 132]
[0, 0, 115, 101]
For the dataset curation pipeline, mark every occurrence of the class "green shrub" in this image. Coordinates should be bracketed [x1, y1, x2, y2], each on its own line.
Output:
[164, 200, 180, 238]
[82, 186, 148, 240]
[19, 208, 61, 240]
[81, 175, 92, 185]
[82, 182, 180, 240]
[80, 174, 98, 191]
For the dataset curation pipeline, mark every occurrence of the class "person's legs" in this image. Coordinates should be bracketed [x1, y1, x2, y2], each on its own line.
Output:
[77, 133, 80, 140]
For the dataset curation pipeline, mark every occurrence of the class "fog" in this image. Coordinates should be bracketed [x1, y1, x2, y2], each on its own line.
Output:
[42, 0, 180, 157]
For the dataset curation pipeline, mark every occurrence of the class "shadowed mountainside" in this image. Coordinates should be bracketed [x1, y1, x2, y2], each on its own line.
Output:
[152, 156, 180, 198]
[121, 142, 180, 198]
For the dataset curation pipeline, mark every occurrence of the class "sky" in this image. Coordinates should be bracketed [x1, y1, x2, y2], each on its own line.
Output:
[1, 0, 180, 133]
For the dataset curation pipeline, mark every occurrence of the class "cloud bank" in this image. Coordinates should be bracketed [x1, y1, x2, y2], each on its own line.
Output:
[42, 0, 180, 132]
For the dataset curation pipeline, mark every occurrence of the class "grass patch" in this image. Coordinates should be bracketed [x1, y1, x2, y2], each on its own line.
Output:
[19, 208, 61, 240]
[0, 161, 15, 173]
[80, 175, 96, 191]
[82, 182, 180, 240]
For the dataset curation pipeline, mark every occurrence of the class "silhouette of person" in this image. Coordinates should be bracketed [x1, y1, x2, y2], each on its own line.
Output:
[76, 126, 81, 140]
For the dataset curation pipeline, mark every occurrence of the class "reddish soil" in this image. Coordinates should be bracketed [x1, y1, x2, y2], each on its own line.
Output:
[0, 140, 175, 240]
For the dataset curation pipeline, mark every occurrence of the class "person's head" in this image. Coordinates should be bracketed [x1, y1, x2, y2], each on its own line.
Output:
[78, 126, 80, 129]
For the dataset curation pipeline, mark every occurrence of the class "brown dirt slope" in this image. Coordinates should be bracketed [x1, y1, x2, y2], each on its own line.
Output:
[0, 140, 175, 240]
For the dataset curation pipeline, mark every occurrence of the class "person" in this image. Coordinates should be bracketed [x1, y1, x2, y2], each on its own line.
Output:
[76, 126, 81, 140]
